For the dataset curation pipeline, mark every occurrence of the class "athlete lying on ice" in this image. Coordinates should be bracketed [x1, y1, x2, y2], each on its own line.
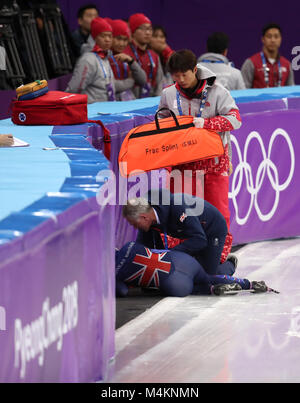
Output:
[115, 241, 278, 297]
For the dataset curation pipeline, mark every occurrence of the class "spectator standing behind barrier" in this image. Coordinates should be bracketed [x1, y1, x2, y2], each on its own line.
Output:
[71, 4, 99, 59]
[109, 19, 147, 101]
[66, 18, 134, 103]
[198, 32, 245, 90]
[158, 49, 242, 264]
[150, 25, 174, 87]
[241, 23, 295, 88]
[124, 13, 164, 98]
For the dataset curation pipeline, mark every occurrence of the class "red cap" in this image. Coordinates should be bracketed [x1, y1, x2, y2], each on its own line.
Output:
[104, 17, 113, 25]
[91, 17, 112, 39]
[110, 19, 131, 38]
[128, 13, 151, 34]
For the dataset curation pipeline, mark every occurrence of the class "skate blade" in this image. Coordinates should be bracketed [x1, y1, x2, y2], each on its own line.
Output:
[223, 288, 280, 295]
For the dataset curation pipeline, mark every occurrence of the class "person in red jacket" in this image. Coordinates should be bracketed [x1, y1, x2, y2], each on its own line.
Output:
[124, 13, 164, 97]
[108, 19, 147, 100]
[241, 23, 295, 88]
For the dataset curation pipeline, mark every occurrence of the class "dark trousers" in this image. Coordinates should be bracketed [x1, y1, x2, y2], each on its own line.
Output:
[159, 250, 248, 297]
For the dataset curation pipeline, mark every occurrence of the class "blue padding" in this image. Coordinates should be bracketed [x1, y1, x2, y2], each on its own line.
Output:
[0, 213, 50, 233]
[51, 124, 88, 134]
[64, 176, 98, 185]
[60, 186, 102, 197]
[88, 113, 137, 125]
[62, 148, 103, 161]
[125, 106, 158, 116]
[50, 135, 95, 148]
[23, 193, 86, 215]
[0, 230, 21, 244]
[87, 96, 161, 116]
[70, 161, 109, 176]
[231, 85, 300, 103]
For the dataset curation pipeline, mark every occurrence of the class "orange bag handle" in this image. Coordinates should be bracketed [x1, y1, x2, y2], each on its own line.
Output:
[155, 107, 180, 130]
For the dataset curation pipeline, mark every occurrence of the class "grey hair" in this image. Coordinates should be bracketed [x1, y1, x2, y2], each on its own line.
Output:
[122, 197, 152, 220]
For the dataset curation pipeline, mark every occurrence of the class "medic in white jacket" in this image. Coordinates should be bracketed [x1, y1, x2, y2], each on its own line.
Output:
[158, 63, 242, 262]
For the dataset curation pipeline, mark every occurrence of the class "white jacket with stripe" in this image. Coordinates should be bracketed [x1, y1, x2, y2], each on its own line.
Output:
[158, 65, 242, 162]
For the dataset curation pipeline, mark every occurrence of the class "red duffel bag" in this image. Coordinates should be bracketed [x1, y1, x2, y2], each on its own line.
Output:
[11, 90, 111, 159]
[11, 91, 88, 125]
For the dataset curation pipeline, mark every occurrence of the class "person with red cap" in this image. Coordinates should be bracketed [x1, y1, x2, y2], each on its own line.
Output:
[66, 17, 135, 103]
[124, 13, 164, 98]
[109, 19, 147, 101]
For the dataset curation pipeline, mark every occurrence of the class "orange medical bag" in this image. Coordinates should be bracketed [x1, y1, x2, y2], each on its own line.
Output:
[118, 108, 224, 177]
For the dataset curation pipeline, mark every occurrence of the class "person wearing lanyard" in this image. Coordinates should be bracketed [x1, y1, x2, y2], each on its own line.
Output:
[241, 23, 295, 88]
[115, 240, 275, 298]
[124, 13, 164, 98]
[66, 17, 134, 103]
[157, 49, 242, 266]
[108, 19, 147, 101]
[122, 189, 239, 279]
[197, 32, 245, 91]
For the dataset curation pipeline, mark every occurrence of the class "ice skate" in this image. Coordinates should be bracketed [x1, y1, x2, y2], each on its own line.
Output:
[251, 281, 280, 294]
[212, 283, 242, 296]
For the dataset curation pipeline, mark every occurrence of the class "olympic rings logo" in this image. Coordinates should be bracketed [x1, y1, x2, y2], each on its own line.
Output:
[229, 128, 295, 225]
[242, 305, 300, 358]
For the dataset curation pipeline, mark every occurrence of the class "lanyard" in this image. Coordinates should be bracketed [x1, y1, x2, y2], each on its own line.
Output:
[152, 228, 169, 250]
[130, 44, 154, 80]
[110, 54, 128, 79]
[176, 89, 208, 117]
[200, 59, 225, 64]
[163, 231, 168, 250]
[94, 53, 111, 80]
[260, 52, 282, 87]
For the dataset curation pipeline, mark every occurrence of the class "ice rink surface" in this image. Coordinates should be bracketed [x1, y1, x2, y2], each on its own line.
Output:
[109, 238, 300, 383]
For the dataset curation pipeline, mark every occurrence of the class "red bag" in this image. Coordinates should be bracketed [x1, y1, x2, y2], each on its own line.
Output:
[11, 90, 111, 160]
[12, 91, 88, 125]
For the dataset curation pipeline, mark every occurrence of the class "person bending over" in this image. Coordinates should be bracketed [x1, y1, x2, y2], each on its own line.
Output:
[123, 189, 236, 277]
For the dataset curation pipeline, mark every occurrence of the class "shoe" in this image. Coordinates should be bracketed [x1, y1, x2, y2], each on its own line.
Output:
[227, 253, 238, 269]
[212, 283, 242, 296]
[250, 281, 268, 293]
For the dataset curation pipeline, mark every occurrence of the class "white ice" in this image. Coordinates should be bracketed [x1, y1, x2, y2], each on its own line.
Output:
[108, 238, 300, 383]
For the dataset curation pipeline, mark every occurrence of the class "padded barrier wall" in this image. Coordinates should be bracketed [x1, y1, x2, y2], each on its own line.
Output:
[0, 122, 115, 382]
[1, 87, 300, 381]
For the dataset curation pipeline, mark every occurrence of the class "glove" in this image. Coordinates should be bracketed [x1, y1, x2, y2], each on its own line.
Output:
[193, 117, 205, 128]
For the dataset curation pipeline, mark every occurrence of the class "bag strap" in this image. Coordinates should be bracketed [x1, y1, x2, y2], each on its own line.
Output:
[155, 108, 180, 130]
[88, 119, 111, 161]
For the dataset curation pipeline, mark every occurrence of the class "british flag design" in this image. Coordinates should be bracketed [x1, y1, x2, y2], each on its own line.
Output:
[125, 248, 172, 288]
